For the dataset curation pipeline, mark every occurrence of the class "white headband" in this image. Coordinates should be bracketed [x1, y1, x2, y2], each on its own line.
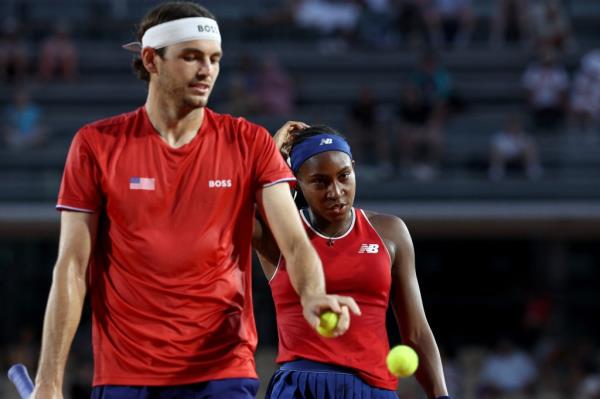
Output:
[122, 17, 221, 52]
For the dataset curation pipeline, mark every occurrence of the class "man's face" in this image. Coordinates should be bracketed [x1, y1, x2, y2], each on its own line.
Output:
[151, 39, 222, 109]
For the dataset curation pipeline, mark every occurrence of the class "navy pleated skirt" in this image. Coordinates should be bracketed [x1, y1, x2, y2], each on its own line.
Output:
[265, 359, 398, 399]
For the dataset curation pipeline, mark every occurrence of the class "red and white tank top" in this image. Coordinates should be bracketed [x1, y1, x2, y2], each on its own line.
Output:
[270, 208, 397, 390]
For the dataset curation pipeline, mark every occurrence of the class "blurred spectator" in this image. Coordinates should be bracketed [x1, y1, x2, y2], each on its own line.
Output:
[346, 86, 392, 175]
[530, 0, 574, 53]
[396, 84, 444, 180]
[225, 54, 259, 116]
[478, 339, 538, 398]
[255, 56, 295, 116]
[425, 0, 475, 48]
[568, 50, 600, 141]
[38, 22, 78, 81]
[356, 0, 396, 48]
[226, 74, 258, 116]
[247, 1, 298, 39]
[490, 0, 530, 48]
[395, 52, 451, 179]
[0, 19, 29, 83]
[392, 0, 430, 47]
[488, 116, 543, 181]
[2, 88, 46, 149]
[522, 49, 569, 131]
[411, 51, 453, 114]
[294, 0, 360, 34]
[293, 0, 361, 52]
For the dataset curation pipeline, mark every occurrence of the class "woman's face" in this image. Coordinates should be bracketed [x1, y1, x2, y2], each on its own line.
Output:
[296, 151, 356, 224]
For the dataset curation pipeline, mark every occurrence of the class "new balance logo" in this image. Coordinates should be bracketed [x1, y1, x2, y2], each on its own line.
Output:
[320, 138, 333, 145]
[358, 244, 379, 254]
[208, 179, 232, 188]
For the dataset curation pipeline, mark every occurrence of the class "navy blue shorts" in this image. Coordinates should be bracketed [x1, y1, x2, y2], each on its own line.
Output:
[265, 359, 398, 399]
[91, 378, 259, 399]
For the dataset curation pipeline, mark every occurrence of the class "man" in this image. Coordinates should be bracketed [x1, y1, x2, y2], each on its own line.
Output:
[31, 3, 359, 399]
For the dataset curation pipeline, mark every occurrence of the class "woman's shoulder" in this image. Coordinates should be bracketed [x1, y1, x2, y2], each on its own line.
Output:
[362, 209, 404, 228]
[361, 209, 410, 242]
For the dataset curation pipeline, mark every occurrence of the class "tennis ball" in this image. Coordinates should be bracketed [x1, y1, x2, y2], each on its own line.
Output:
[386, 345, 419, 377]
[317, 311, 339, 338]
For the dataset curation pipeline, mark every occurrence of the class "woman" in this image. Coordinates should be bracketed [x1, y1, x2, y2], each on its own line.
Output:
[253, 123, 450, 399]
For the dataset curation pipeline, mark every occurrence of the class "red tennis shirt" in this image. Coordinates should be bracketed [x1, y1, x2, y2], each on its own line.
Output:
[57, 107, 294, 386]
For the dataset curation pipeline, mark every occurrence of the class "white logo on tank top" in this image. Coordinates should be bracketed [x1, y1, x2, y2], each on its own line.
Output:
[358, 244, 379, 254]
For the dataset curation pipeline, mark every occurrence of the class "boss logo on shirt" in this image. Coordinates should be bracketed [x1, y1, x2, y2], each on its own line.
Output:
[208, 179, 232, 188]
[358, 244, 379, 254]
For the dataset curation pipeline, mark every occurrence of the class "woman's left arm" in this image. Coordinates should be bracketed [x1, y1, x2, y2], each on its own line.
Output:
[375, 214, 449, 399]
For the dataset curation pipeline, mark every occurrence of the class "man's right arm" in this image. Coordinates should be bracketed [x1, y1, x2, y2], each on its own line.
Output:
[31, 210, 98, 399]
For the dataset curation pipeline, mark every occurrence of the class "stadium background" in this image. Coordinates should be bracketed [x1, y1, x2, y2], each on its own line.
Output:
[1, 0, 599, 398]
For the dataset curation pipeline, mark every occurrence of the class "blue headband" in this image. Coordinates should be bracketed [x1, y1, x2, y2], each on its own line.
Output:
[289, 134, 353, 173]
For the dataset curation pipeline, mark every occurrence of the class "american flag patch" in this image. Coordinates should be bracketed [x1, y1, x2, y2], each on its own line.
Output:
[129, 177, 155, 190]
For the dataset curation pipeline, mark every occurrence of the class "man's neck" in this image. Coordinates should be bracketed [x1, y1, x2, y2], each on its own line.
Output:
[145, 89, 205, 149]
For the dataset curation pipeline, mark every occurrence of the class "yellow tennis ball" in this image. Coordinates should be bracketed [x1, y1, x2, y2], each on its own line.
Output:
[386, 345, 419, 377]
[317, 311, 339, 338]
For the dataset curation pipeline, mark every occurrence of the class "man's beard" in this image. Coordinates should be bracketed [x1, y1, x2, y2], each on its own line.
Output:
[183, 93, 208, 109]
[160, 77, 209, 109]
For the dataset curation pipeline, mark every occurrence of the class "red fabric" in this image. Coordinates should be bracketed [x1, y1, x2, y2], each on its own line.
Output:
[270, 209, 397, 390]
[57, 107, 294, 386]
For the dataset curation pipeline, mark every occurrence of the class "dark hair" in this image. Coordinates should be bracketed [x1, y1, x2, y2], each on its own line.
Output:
[132, 1, 217, 82]
[284, 124, 347, 156]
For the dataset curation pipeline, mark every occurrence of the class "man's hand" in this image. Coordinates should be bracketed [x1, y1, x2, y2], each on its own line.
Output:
[301, 293, 361, 337]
